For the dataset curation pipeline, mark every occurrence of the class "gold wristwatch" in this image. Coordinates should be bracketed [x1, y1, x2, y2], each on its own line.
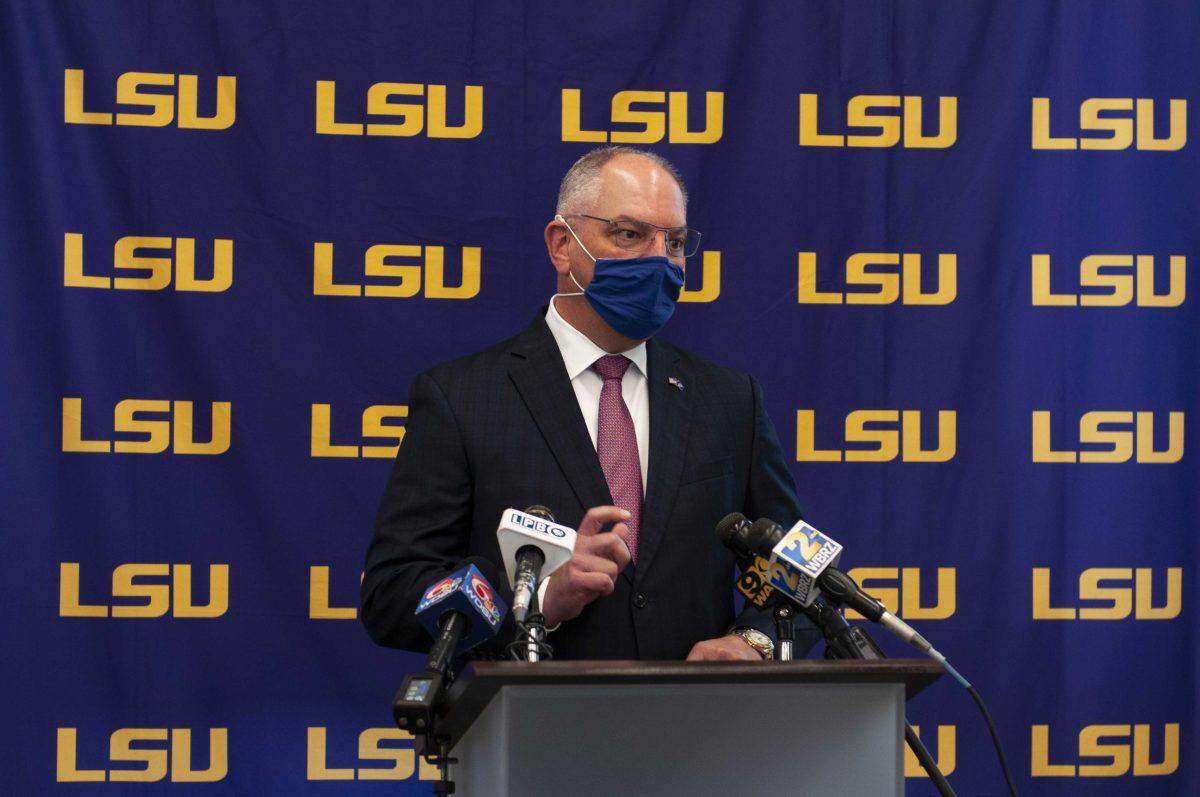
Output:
[730, 627, 775, 660]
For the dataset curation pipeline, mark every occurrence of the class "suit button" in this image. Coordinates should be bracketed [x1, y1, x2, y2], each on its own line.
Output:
[633, 593, 647, 608]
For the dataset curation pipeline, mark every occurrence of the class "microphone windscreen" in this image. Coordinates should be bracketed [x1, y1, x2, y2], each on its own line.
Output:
[715, 512, 749, 545]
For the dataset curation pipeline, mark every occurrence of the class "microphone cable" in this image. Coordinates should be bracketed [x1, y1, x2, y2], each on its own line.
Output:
[930, 655, 1019, 797]
[506, 612, 553, 661]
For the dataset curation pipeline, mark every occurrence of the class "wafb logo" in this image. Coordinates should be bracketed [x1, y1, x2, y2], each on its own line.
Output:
[1032, 568, 1182, 620]
[309, 566, 361, 620]
[1032, 411, 1184, 463]
[314, 243, 480, 299]
[62, 398, 231, 455]
[798, 252, 957, 305]
[311, 404, 407, 458]
[1032, 254, 1186, 307]
[797, 410, 956, 462]
[59, 563, 229, 618]
[1032, 98, 1186, 151]
[799, 94, 957, 148]
[63, 233, 233, 292]
[315, 81, 482, 138]
[562, 89, 722, 144]
[843, 567, 956, 620]
[64, 69, 235, 129]
[737, 556, 775, 608]
[57, 728, 227, 782]
[307, 727, 438, 781]
[1032, 723, 1179, 777]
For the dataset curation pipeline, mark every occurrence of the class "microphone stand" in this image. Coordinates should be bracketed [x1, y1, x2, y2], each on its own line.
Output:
[773, 603, 795, 661]
[803, 598, 957, 797]
[523, 588, 547, 662]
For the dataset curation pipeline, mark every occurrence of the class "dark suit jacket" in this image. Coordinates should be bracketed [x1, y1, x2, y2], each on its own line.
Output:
[361, 313, 821, 659]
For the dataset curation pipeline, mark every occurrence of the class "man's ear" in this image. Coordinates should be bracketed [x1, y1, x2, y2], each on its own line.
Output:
[544, 219, 572, 276]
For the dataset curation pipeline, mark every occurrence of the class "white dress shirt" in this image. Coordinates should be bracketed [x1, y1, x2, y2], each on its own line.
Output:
[536, 296, 649, 623]
[543, 296, 649, 492]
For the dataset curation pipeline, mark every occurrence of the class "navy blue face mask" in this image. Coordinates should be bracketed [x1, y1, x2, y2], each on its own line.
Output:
[555, 216, 686, 340]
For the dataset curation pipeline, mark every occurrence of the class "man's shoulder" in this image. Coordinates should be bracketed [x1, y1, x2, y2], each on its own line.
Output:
[655, 336, 754, 391]
[418, 315, 547, 390]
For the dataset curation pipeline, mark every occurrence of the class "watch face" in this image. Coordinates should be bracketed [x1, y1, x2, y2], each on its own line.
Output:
[735, 629, 773, 658]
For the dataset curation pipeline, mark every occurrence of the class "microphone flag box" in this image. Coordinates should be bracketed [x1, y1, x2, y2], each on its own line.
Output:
[767, 520, 843, 607]
[736, 555, 777, 608]
[496, 507, 577, 587]
[416, 564, 508, 650]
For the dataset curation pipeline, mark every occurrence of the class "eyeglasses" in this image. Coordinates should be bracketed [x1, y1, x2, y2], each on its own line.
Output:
[568, 214, 702, 259]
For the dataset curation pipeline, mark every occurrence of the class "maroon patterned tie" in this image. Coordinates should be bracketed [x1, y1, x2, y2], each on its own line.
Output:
[592, 355, 642, 562]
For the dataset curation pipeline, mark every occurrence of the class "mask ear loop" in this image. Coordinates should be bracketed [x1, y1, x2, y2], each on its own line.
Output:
[552, 214, 594, 298]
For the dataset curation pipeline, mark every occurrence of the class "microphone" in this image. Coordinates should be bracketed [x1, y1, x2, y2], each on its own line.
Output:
[415, 557, 509, 674]
[717, 513, 843, 607]
[394, 557, 508, 737]
[814, 566, 935, 655]
[496, 506, 577, 623]
[720, 511, 781, 608]
[716, 512, 935, 656]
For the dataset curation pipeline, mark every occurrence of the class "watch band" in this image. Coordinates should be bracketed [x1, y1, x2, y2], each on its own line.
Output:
[730, 626, 775, 660]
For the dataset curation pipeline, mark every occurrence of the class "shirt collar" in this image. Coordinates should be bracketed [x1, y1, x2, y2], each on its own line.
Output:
[545, 296, 648, 381]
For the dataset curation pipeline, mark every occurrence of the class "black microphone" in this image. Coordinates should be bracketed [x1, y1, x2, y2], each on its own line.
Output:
[716, 512, 936, 656]
[414, 556, 509, 674]
[718, 513, 781, 608]
[393, 556, 509, 736]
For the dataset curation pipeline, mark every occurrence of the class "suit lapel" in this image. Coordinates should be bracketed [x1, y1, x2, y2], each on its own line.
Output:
[507, 315, 614, 518]
[635, 337, 693, 583]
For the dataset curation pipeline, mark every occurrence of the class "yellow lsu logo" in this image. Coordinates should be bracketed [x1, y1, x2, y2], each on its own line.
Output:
[310, 566, 361, 620]
[797, 410, 956, 463]
[1032, 724, 1179, 777]
[561, 89, 723, 144]
[843, 568, 956, 621]
[62, 398, 231, 455]
[63, 233, 233, 292]
[677, 251, 721, 303]
[314, 243, 480, 299]
[1032, 411, 1183, 464]
[905, 725, 955, 778]
[1033, 568, 1181, 620]
[60, 563, 229, 618]
[1032, 254, 1185, 307]
[799, 94, 957, 148]
[64, 69, 234, 129]
[1032, 98, 1186, 151]
[57, 728, 227, 782]
[307, 728, 438, 781]
[311, 404, 407, 459]
[798, 253, 956, 305]
[316, 81, 482, 138]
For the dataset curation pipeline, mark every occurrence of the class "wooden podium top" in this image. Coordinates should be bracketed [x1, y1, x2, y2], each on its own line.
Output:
[437, 658, 943, 747]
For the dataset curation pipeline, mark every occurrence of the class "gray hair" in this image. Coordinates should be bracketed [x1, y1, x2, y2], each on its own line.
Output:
[555, 146, 688, 216]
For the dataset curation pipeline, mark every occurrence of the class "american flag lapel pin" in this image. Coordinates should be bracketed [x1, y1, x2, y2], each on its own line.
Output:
[668, 377, 684, 391]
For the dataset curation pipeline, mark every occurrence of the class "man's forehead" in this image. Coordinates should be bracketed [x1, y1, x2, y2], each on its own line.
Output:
[592, 155, 686, 225]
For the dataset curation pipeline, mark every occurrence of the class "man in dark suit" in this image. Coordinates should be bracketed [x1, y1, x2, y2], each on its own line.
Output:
[362, 146, 819, 660]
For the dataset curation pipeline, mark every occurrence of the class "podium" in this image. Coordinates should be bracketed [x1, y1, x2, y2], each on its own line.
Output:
[436, 659, 943, 796]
